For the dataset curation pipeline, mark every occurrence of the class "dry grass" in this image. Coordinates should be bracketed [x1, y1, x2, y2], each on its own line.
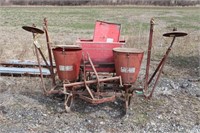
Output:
[0, 6, 199, 77]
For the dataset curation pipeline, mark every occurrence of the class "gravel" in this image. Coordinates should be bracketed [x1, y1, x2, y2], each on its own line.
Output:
[0, 75, 200, 133]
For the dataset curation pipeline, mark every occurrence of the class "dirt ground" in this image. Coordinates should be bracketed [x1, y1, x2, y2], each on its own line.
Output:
[0, 63, 200, 133]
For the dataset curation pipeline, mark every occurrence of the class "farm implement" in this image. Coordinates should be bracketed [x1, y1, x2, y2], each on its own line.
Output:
[0, 18, 187, 112]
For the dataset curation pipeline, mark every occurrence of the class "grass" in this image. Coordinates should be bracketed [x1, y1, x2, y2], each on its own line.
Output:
[0, 6, 199, 76]
[1, 6, 199, 32]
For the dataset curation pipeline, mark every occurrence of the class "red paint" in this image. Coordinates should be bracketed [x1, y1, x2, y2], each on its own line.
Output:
[52, 46, 82, 81]
[93, 20, 121, 42]
[77, 20, 124, 72]
[113, 48, 144, 84]
[78, 40, 124, 72]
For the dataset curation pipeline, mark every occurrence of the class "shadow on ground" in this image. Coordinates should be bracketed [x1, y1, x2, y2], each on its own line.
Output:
[167, 55, 199, 77]
[20, 90, 127, 119]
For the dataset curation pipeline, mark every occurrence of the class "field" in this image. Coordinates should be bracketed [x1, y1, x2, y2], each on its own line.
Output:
[0, 6, 200, 132]
[0, 6, 199, 76]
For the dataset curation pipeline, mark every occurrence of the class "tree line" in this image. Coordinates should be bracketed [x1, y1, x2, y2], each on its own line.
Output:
[1, 0, 200, 6]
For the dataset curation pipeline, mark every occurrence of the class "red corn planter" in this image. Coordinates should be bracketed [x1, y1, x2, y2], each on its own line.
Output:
[20, 18, 187, 113]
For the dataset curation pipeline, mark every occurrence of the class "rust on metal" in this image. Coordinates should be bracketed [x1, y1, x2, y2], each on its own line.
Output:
[7, 19, 188, 112]
[52, 45, 81, 49]
[52, 46, 82, 81]
[43, 18, 56, 85]
[113, 47, 143, 53]
[33, 30, 47, 94]
[22, 26, 44, 34]
[144, 18, 155, 91]
[79, 95, 116, 104]
[87, 54, 101, 97]
[83, 56, 95, 99]
[145, 29, 187, 98]
[63, 76, 122, 88]
[163, 31, 188, 37]
[113, 47, 144, 84]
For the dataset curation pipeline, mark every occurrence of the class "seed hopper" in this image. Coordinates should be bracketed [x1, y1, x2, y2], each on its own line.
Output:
[18, 18, 188, 112]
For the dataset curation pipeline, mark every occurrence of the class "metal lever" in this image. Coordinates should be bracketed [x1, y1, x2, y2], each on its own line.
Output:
[144, 27, 187, 98]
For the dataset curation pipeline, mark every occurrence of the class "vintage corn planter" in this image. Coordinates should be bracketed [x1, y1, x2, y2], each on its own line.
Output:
[0, 18, 187, 113]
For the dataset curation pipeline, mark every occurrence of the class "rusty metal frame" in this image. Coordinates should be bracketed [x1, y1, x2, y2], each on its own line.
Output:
[9, 18, 186, 113]
[64, 76, 122, 88]
[32, 25, 47, 94]
[63, 54, 123, 104]
[144, 25, 187, 98]
[79, 95, 116, 104]
[87, 54, 101, 98]
[43, 18, 56, 86]
[145, 36, 176, 98]
[144, 18, 155, 91]
[83, 54, 95, 99]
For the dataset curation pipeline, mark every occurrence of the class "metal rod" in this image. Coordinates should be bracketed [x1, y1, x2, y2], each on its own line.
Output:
[33, 39, 51, 71]
[43, 18, 56, 86]
[146, 36, 176, 98]
[144, 18, 155, 91]
[148, 57, 164, 85]
[85, 84, 95, 99]
[83, 55, 95, 99]
[64, 76, 121, 88]
[119, 76, 123, 87]
[79, 95, 116, 104]
[37, 48, 50, 68]
[87, 53, 100, 97]
[35, 49, 47, 94]
[32, 29, 47, 94]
